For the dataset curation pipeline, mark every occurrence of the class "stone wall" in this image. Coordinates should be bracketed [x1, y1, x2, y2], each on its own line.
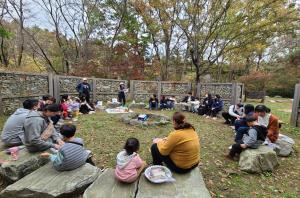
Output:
[0, 72, 49, 115]
[0, 71, 243, 115]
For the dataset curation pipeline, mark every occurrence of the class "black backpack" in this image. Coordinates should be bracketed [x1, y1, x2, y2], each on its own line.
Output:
[198, 106, 205, 115]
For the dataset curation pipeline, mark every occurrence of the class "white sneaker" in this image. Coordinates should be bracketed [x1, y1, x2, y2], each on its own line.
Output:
[228, 145, 232, 150]
[205, 116, 210, 119]
[212, 117, 217, 120]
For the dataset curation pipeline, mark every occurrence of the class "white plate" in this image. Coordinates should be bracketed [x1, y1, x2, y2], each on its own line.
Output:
[144, 165, 174, 183]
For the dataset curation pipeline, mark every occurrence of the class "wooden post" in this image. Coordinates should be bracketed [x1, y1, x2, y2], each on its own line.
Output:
[48, 73, 54, 96]
[291, 84, 300, 127]
[0, 96, 3, 116]
[92, 78, 97, 102]
[196, 83, 201, 99]
[231, 83, 238, 105]
[53, 75, 60, 103]
[130, 80, 134, 101]
[157, 81, 162, 101]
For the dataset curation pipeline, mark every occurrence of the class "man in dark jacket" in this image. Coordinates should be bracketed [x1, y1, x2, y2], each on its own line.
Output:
[76, 78, 91, 103]
[182, 92, 195, 103]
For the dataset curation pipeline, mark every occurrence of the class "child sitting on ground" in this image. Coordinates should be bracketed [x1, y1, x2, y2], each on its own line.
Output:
[115, 138, 147, 183]
[69, 97, 81, 121]
[41, 124, 95, 171]
[227, 115, 267, 160]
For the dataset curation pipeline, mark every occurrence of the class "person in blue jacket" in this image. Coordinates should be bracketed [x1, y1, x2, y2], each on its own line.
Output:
[208, 94, 223, 119]
[76, 78, 91, 103]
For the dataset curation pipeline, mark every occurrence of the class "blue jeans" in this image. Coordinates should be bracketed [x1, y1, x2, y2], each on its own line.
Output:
[235, 127, 249, 143]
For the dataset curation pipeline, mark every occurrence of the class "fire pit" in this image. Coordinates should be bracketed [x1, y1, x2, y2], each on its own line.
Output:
[120, 113, 170, 126]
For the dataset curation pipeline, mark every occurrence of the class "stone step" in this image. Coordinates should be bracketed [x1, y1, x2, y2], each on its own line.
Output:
[0, 149, 49, 183]
[136, 167, 211, 198]
[83, 168, 137, 198]
[239, 145, 279, 173]
[0, 163, 100, 198]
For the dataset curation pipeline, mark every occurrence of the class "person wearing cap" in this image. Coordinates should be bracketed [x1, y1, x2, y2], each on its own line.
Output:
[227, 115, 267, 160]
[222, 103, 244, 125]
[255, 105, 279, 143]
[118, 82, 127, 106]
[76, 78, 91, 103]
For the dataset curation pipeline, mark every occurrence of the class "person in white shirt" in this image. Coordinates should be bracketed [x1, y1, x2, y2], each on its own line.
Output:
[222, 103, 244, 125]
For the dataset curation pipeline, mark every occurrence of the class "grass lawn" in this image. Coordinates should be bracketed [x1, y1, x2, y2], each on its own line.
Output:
[0, 98, 299, 197]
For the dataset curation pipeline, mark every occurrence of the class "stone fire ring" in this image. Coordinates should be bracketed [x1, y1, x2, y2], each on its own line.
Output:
[120, 113, 170, 126]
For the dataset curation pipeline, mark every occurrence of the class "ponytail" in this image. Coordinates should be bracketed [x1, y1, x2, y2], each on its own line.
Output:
[172, 112, 195, 130]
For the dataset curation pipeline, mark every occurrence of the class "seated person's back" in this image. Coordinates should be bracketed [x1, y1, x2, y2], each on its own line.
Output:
[41, 124, 90, 171]
[1, 99, 39, 147]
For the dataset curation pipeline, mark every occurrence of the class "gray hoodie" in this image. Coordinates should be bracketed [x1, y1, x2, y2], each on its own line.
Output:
[116, 150, 137, 169]
[24, 111, 60, 152]
[1, 108, 30, 146]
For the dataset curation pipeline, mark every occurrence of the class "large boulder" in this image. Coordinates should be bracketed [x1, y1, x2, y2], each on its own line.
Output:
[128, 103, 146, 109]
[0, 163, 100, 198]
[0, 149, 49, 183]
[83, 168, 137, 198]
[136, 167, 211, 198]
[239, 145, 279, 173]
[121, 113, 170, 126]
[274, 134, 295, 157]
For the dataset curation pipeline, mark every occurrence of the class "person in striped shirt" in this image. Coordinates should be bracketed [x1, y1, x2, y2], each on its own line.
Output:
[41, 124, 94, 171]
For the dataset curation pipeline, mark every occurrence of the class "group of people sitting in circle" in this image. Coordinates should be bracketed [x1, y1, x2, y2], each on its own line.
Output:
[148, 94, 176, 110]
[1, 100, 200, 182]
[1, 91, 280, 184]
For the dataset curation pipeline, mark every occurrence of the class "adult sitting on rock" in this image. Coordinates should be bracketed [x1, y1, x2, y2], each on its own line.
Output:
[222, 103, 244, 125]
[255, 105, 279, 143]
[151, 112, 200, 173]
[24, 104, 64, 152]
[1, 99, 39, 147]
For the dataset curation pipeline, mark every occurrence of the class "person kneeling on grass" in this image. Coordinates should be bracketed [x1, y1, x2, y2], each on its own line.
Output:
[115, 138, 147, 183]
[41, 124, 95, 171]
[227, 115, 267, 160]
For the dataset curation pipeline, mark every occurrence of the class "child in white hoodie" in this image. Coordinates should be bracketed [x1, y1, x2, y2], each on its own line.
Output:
[115, 138, 147, 183]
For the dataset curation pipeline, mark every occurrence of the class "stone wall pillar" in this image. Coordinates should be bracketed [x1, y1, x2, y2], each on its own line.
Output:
[291, 84, 300, 127]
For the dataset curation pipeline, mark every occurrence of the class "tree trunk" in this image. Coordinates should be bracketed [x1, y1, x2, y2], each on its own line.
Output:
[16, 0, 24, 67]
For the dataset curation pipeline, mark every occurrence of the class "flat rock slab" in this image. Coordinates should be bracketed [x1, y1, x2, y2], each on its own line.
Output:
[239, 145, 279, 173]
[0, 149, 49, 183]
[136, 167, 211, 198]
[83, 168, 137, 198]
[107, 103, 122, 108]
[128, 103, 146, 109]
[0, 163, 100, 198]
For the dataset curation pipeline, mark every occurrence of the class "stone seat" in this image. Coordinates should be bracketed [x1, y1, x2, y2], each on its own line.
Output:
[106, 103, 122, 109]
[136, 167, 211, 198]
[128, 103, 146, 109]
[239, 145, 279, 173]
[0, 163, 100, 198]
[0, 148, 49, 183]
[83, 168, 137, 198]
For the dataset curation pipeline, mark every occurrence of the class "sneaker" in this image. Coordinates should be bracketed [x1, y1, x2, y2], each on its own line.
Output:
[228, 145, 232, 150]
[212, 117, 217, 120]
[205, 116, 210, 119]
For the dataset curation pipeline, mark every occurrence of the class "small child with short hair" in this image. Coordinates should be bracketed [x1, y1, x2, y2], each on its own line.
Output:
[41, 124, 94, 171]
[115, 138, 147, 183]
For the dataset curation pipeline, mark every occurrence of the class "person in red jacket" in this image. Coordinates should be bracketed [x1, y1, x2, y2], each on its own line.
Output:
[255, 105, 279, 143]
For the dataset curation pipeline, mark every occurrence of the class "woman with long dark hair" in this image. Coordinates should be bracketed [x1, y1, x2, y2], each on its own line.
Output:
[150, 112, 200, 173]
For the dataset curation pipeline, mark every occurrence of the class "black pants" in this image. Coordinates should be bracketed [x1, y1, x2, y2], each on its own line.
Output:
[118, 92, 126, 106]
[80, 93, 90, 103]
[229, 140, 244, 157]
[222, 112, 236, 125]
[211, 108, 222, 117]
[151, 144, 198, 174]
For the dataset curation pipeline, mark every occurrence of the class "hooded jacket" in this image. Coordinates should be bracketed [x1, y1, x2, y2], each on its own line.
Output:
[116, 150, 137, 169]
[24, 111, 60, 152]
[1, 108, 30, 145]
